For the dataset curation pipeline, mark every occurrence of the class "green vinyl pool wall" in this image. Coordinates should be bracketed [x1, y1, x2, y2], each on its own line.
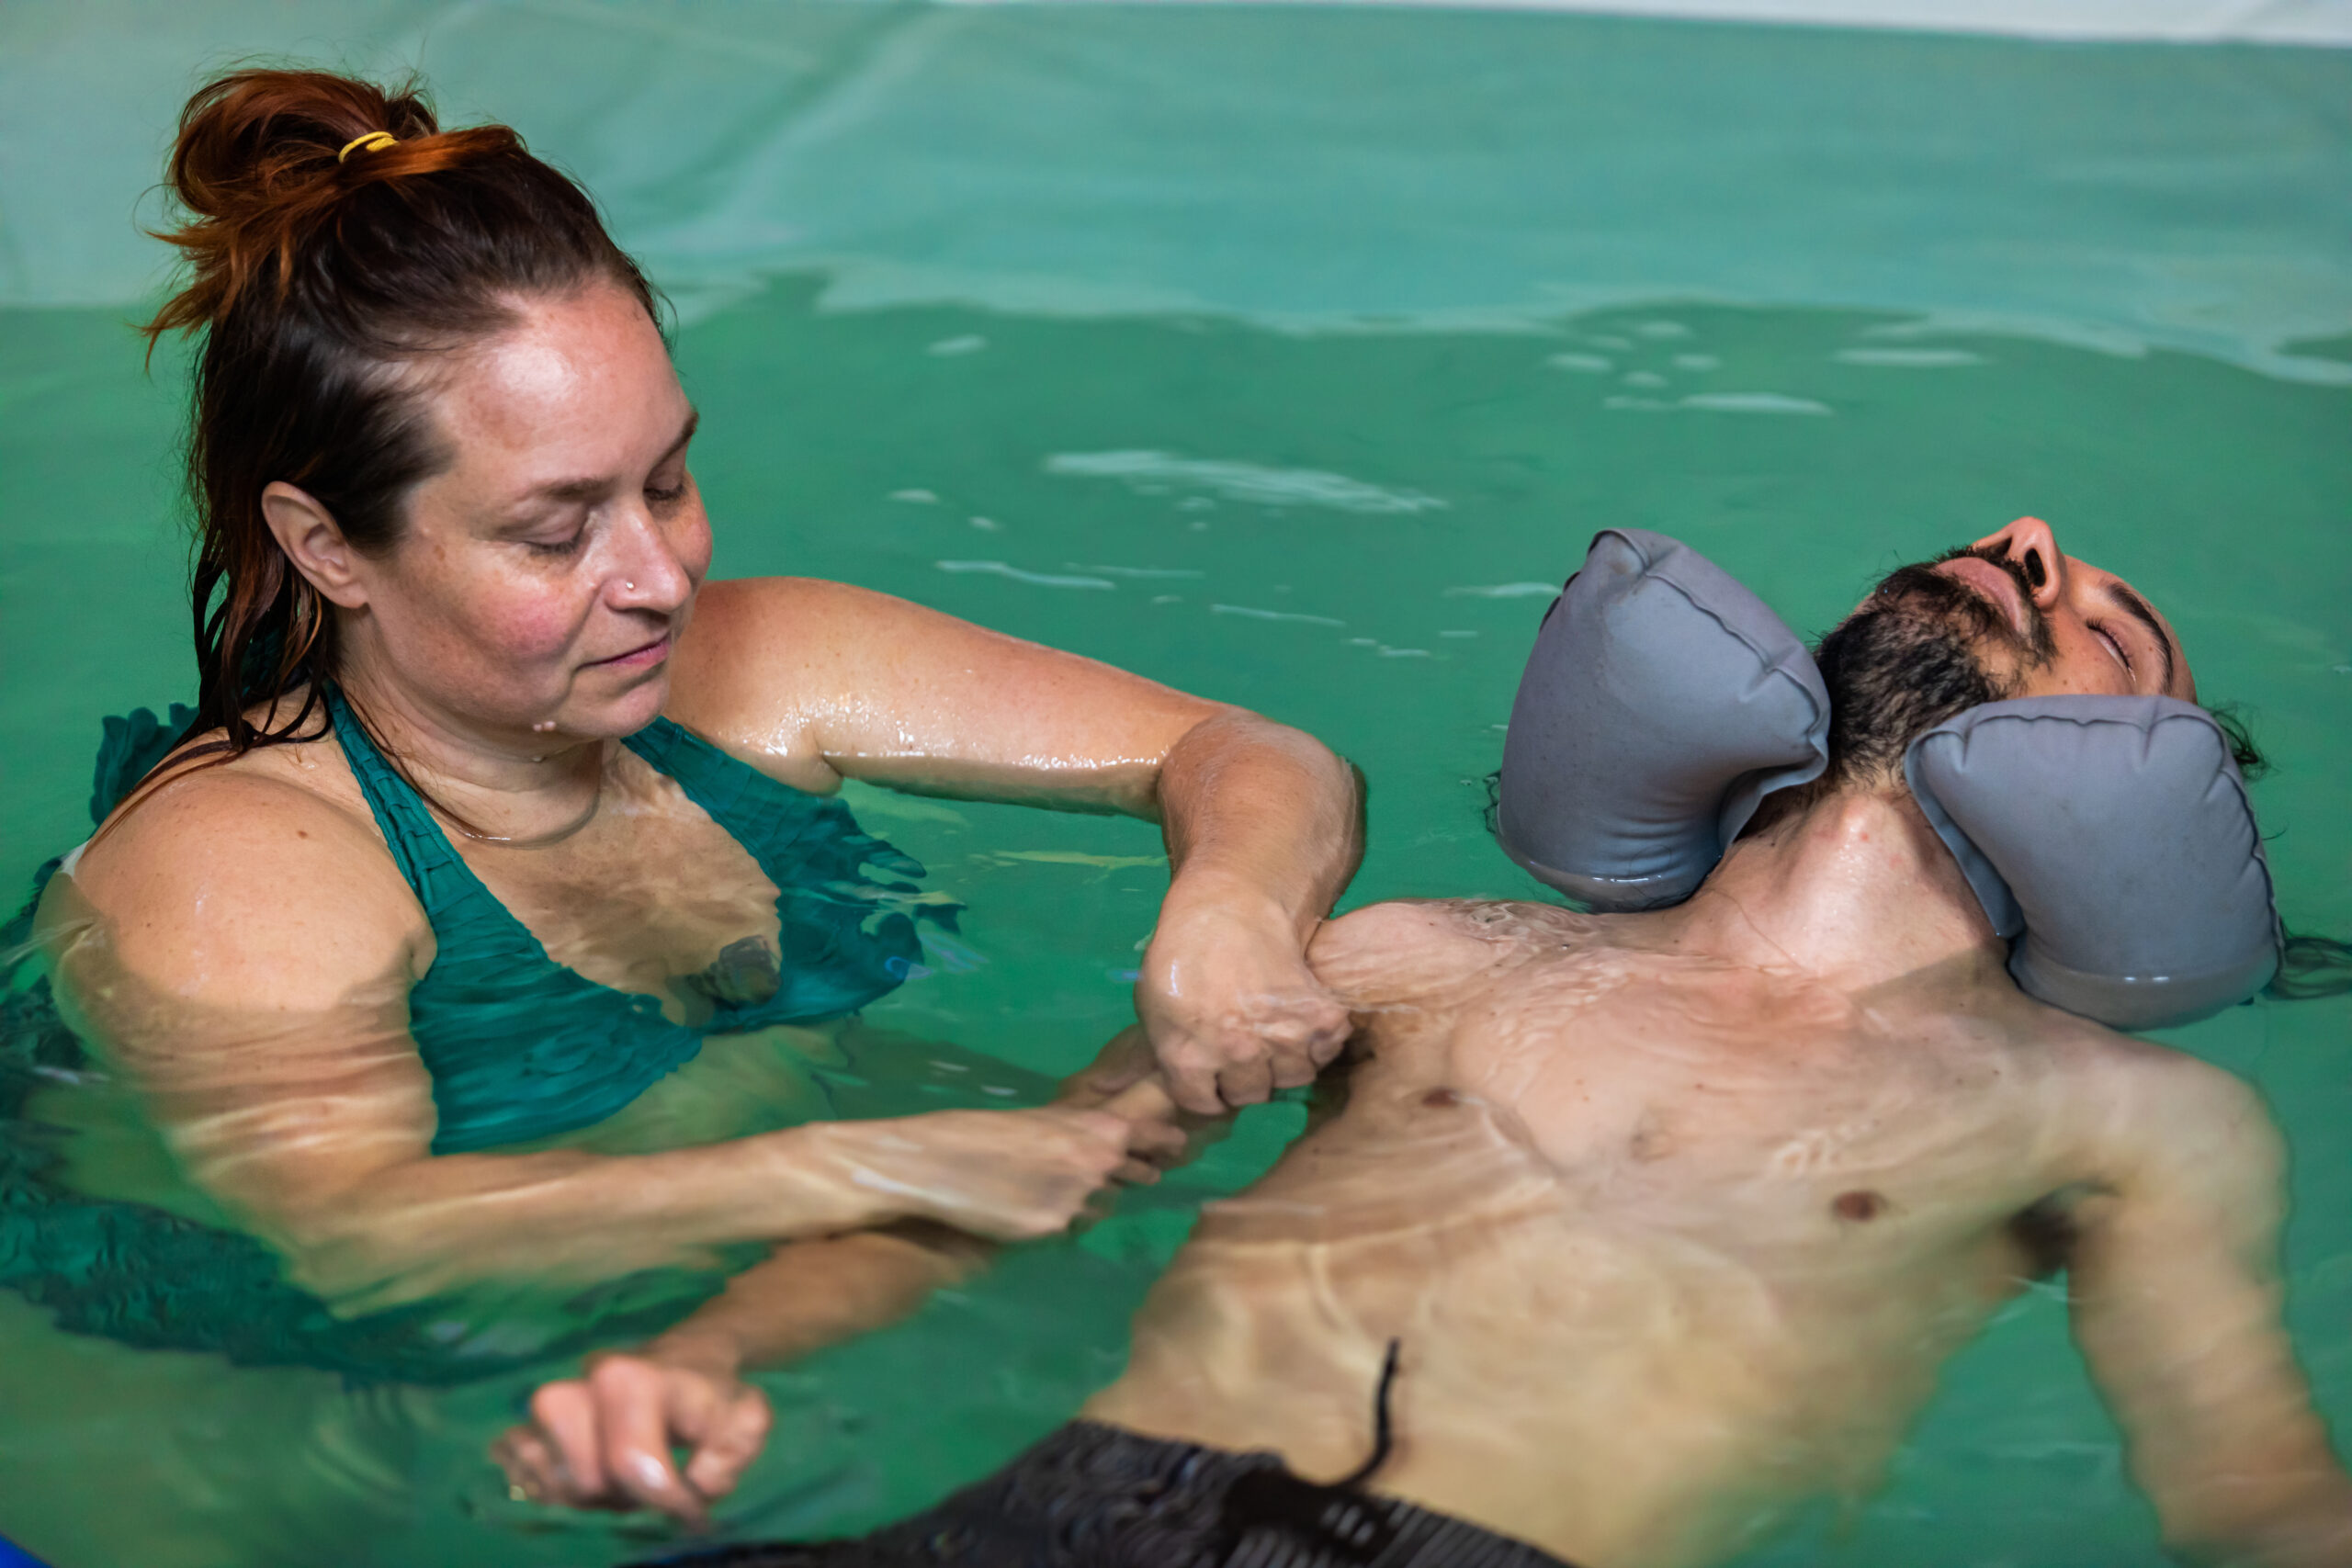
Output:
[1, 6, 2347, 1565]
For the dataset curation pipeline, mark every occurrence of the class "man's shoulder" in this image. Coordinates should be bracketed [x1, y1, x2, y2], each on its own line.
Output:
[2006, 1002, 2279, 1189]
[1309, 897, 1608, 1008]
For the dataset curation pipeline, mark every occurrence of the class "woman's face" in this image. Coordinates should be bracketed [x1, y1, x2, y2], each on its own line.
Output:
[345, 282, 711, 741]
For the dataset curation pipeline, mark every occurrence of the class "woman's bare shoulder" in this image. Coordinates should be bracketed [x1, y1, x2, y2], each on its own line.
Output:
[674, 577, 919, 680]
[670, 576, 1012, 700]
[59, 736, 424, 1009]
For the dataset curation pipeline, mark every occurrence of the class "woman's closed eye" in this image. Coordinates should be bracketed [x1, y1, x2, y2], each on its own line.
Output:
[522, 527, 588, 558]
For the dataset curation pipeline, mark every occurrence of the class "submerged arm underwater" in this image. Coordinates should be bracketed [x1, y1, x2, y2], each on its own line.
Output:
[37, 858, 1180, 1311]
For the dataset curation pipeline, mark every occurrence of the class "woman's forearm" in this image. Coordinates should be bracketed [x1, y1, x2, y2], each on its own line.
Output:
[263, 1119, 912, 1305]
[1154, 709, 1363, 939]
[243, 1100, 1141, 1310]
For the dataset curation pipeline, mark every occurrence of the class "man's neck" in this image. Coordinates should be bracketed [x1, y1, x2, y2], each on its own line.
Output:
[1666, 785, 2007, 995]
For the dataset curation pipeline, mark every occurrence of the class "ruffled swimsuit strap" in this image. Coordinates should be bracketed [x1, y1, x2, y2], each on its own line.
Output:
[322, 684, 498, 924]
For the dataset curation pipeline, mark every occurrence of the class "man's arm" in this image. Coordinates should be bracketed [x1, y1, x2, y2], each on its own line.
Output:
[495, 1223, 991, 1522]
[2069, 1057, 2352, 1566]
[495, 1069, 1193, 1522]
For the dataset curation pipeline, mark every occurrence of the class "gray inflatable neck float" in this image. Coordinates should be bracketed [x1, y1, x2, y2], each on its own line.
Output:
[1497, 528, 2282, 1031]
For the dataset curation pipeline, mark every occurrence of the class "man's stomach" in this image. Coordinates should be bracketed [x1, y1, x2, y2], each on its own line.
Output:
[1081, 1186, 1993, 1568]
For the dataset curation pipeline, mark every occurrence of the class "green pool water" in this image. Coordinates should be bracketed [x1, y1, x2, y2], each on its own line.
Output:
[2, 6, 2348, 1566]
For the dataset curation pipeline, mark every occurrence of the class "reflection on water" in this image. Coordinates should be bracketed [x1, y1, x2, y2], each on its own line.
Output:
[2, 277, 2347, 1565]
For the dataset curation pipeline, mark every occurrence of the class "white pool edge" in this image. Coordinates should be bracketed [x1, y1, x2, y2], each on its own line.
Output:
[935, 0, 2352, 49]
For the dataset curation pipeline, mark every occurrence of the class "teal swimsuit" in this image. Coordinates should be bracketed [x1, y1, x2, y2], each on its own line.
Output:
[322, 685, 929, 1152]
[0, 698, 944, 1382]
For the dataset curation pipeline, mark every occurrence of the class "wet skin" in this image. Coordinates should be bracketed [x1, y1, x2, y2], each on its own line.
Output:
[43, 281, 1357, 1310]
[1087, 897, 2331, 1566]
[1080, 529, 2347, 1568]
[491, 524, 2349, 1537]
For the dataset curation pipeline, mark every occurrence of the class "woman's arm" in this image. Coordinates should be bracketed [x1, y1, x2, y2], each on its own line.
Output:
[494, 1064, 1198, 1522]
[48, 776, 1176, 1308]
[670, 578, 1365, 1111]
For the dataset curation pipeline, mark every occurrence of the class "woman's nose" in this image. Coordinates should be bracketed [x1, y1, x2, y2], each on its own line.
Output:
[608, 513, 696, 613]
[1971, 516, 2067, 610]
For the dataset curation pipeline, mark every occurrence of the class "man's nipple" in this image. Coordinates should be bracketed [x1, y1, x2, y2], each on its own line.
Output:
[1832, 1190, 1887, 1223]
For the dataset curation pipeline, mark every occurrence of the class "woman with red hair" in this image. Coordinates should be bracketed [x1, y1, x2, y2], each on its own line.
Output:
[18, 68, 1357, 1389]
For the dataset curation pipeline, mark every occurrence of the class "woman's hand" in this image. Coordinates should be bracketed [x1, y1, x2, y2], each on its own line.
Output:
[823, 1102, 1186, 1241]
[671, 582, 1365, 1115]
[1136, 896, 1353, 1114]
[492, 1342, 770, 1527]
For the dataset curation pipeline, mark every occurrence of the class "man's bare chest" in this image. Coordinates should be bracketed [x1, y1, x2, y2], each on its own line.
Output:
[1380, 954, 2076, 1262]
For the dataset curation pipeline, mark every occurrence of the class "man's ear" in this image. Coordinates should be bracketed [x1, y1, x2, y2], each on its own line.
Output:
[261, 481, 368, 609]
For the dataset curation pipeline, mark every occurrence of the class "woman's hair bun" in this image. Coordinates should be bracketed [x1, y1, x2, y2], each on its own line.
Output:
[148, 68, 521, 339]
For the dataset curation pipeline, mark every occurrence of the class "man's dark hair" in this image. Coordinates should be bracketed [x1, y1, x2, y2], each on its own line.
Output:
[1480, 579, 2350, 1004]
[2207, 705, 2268, 780]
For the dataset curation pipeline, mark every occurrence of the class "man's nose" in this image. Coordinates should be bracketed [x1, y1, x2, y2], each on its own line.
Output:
[1971, 516, 2067, 611]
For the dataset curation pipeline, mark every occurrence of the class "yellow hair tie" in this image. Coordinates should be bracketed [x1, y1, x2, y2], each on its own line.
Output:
[337, 131, 398, 163]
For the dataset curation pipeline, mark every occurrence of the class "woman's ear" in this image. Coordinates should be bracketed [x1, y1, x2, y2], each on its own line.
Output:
[260, 481, 369, 608]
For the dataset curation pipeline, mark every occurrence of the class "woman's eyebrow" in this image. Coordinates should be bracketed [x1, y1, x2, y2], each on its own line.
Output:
[656, 407, 701, 468]
[514, 409, 700, 506]
[2106, 581, 2177, 691]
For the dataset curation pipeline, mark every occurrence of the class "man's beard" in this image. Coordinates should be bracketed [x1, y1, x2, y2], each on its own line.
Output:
[1813, 546, 2054, 784]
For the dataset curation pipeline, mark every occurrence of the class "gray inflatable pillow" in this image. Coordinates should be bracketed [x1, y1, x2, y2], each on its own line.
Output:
[1498, 528, 1829, 911]
[1905, 697, 2281, 1031]
[1498, 529, 2282, 1030]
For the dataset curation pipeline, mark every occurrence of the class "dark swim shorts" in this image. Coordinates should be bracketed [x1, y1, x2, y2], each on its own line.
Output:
[629, 1419, 1580, 1568]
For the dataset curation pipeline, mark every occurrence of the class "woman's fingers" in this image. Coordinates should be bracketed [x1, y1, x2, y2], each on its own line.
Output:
[498, 1358, 768, 1524]
[1216, 1054, 1275, 1109]
[595, 1359, 712, 1527]
[682, 1384, 774, 1500]
[492, 1424, 570, 1504]
[1159, 1051, 1227, 1117]
[1100, 1075, 1178, 1126]
[1266, 1043, 1320, 1090]
[527, 1378, 610, 1502]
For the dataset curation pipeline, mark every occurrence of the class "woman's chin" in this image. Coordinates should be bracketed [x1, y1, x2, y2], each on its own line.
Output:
[557, 671, 673, 739]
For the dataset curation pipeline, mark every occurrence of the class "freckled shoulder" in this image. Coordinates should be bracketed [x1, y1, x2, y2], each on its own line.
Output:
[669, 576, 864, 717]
[1309, 898, 1589, 1010]
[60, 755, 424, 1014]
[664, 576, 902, 786]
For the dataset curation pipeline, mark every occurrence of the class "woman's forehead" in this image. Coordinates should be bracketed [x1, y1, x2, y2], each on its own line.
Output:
[431, 288, 684, 491]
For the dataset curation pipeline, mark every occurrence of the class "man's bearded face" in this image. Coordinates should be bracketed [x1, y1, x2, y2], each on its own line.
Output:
[1814, 545, 2056, 784]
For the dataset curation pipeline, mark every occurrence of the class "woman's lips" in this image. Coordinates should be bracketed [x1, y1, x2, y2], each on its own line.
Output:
[1932, 556, 2030, 637]
[586, 633, 671, 671]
